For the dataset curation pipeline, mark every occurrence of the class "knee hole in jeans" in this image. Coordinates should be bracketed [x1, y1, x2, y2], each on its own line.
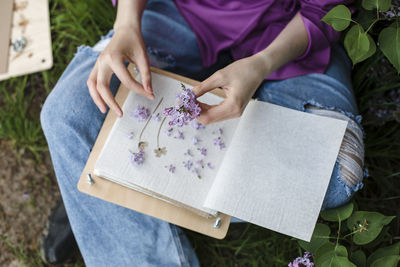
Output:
[305, 105, 365, 189]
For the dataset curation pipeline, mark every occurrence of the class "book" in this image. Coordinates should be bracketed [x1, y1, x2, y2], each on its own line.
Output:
[92, 70, 347, 242]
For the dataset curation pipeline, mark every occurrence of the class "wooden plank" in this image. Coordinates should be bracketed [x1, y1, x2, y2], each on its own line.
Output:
[78, 65, 230, 239]
[0, 0, 52, 80]
[0, 0, 14, 73]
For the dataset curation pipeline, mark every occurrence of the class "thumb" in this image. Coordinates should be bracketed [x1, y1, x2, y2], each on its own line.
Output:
[192, 73, 222, 98]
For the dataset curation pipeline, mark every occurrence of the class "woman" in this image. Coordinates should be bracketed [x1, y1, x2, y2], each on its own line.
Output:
[40, 0, 364, 265]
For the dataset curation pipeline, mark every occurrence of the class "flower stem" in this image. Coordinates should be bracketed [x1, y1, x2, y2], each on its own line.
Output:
[157, 117, 166, 148]
[138, 97, 164, 147]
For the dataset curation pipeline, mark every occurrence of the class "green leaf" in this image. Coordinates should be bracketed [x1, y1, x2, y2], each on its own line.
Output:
[362, 0, 393, 12]
[325, 256, 357, 267]
[344, 25, 376, 65]
[347, 211, 396, 245]
[370, 255, 400, 267]
[367, 242, 400, 266]
[350, 250, 367, 267]
[315, 243, 354, 267]
[298, 223, 331, 254]
[320, 202, 354, 222]
[379, 23, 400, 73]
[322, 5, 352, 31]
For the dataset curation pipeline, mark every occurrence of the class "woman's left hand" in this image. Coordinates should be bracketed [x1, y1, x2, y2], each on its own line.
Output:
[192, 54, 270, 125]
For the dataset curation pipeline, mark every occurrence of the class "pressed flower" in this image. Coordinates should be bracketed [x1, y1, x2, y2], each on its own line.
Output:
[207, 162, 214, 169]
[164, 84, 201, 127]
[164, 127, 173, 137]
[192, 136, 201, 145]
[130, 105, 150, 122]
[129, 149, 145, 166]
[175, 131, 184, 140]
[152, 113, 162, 122]
[198, 147, 207, 156]
[196, 159, 204, 168]
[184, 149, 193, 157]
[127, 131, 134, 139]
[192, 167, 201, 179]
[192, 121, 205, 130]
[213, 137, 226, 150]
[154, 147, 167, 157]
[165, 164, 176, 173]
[183, 160, 193, 170]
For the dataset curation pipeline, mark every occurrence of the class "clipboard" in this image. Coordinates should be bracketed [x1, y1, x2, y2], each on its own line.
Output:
[78, 65, 231, 239]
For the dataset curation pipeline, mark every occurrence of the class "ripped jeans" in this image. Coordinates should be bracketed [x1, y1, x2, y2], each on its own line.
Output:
[40, 0, 364, 266]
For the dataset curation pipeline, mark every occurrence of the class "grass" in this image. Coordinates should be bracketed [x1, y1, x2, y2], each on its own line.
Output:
[0, 0, 399, 266]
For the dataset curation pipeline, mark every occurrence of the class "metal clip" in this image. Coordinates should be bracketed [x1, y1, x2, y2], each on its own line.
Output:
[11, 37, 27, 53]
[213, 217, 221, 229]
[87, 173, 94, 185]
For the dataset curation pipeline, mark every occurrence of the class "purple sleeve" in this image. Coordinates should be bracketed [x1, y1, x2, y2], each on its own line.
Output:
[265, 0, 354, 80]
[295, 1, 353, 71]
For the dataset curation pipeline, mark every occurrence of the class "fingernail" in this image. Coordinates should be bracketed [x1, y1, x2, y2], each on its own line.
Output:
[148, 94, 155, 100]
[116, 110, 122, 117]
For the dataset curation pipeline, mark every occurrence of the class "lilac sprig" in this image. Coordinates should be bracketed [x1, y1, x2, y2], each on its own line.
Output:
[288, 252, 314, 267]
[163, 84, 201, 127]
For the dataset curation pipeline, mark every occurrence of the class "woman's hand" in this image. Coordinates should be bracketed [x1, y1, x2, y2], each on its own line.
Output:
[192, 54, 270, 125]
[87, 26, 154, 117]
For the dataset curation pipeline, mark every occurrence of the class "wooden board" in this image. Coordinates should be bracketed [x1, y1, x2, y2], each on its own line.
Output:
[78, 65, 231, 239]
[0, 0, 52, 80]
[0, 0, 14, 73]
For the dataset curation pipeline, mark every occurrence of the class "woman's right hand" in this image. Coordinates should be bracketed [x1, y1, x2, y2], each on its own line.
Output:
[87, 26, 154, 117]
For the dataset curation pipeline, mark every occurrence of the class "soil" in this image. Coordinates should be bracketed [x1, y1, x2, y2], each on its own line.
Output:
[0, 141, 81, 266]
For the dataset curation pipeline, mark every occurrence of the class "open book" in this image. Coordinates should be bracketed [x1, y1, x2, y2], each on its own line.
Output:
[93, 71, 347, 241]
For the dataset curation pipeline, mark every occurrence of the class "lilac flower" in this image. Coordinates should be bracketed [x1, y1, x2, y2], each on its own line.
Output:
[192, 136, 201, 145]
[164, 127, 173, 137]
[183, 160, 193, 170]
[127, 131, 134, 139]
[196, 159, 204, 168]
[175, 131, 184, 140]
[212, 127, 223, 135]
[152, 113, 162, 122]
[213, 137, 226, 150]
[130, 105, 150, 122]
[184, 149, 193, 157]
[129, 149, 145, 166]
[198, 147, 207, 156]
[164, 84, 201, 127]
[23, 193, 30, 199]
[192, 121, 205, 130]
[192, 167, 201, 179]
[288, 252, 314, 267]
[165, 164, 176, 173]
[207, 162, 214, 169]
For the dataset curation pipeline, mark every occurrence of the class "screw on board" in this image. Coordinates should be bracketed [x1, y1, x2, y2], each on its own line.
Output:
[213, 217, 221, 229]
[87, 173, 94, 185]
[11, 37, 27, 53]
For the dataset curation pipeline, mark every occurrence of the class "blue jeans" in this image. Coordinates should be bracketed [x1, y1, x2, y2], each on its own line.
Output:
[41, 0, 363, 265]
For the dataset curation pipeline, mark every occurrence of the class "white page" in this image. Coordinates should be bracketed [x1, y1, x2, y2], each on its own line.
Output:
[94, 72, 239, 214]
[203, 100, 347, 241]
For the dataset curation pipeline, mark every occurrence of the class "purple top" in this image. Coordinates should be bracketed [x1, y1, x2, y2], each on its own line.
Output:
[173, 0, 352, 80]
